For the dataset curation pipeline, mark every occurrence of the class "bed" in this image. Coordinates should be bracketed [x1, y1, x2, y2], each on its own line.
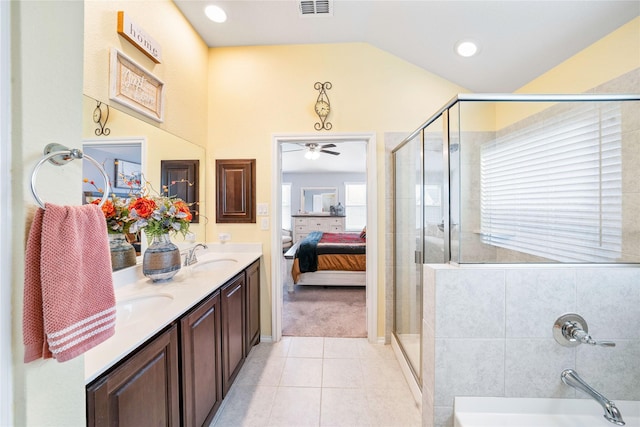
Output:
[284, 231, 366, 291]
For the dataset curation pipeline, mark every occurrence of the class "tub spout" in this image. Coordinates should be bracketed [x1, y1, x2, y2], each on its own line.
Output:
[561, 369, 625, 426]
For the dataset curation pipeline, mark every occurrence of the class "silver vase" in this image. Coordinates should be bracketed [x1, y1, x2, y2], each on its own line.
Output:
[109, 233, 137, 272]
[142, 233, 181, 282]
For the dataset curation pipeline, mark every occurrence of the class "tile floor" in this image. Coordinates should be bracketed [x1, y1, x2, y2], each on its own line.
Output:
[211, 336, 422, 427]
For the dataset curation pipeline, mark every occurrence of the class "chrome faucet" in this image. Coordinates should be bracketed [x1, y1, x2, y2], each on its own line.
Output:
[184, 243, 208, 266]
[561, 369, 625, 426]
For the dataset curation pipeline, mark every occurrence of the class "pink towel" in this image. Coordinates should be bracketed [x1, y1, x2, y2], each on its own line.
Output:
[23, 203, 116, 363]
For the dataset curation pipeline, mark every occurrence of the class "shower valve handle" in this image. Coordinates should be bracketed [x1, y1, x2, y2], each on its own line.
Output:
[566, 324, 616, 347]
[553, 313, 616, 348]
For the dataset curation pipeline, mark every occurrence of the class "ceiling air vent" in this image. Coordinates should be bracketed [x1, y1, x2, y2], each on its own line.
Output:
[298, 0, 333, 17]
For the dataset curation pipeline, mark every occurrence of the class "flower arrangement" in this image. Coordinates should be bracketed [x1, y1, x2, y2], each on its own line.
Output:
[84, 174, 193, 242]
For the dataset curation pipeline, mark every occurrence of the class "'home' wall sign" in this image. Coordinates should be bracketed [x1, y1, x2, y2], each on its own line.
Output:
[117, 11, 162, 64]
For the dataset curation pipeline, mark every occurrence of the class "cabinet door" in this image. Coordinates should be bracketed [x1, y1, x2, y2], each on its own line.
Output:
[221, 273, 246, 396]
[215, 159, 256, 223]
[181, 292, 222, 427]
[161, 159, 200, 223]
[245, 260, 260, 355]
[87, 325, 180, 427]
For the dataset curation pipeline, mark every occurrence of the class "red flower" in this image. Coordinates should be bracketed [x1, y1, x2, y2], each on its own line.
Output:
[174, 201, 193, 222]
[129, 197, 157, 219]
[92, 198, 116, 219]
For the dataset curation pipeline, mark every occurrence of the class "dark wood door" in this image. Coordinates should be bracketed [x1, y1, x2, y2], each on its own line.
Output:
[221, 273, 246, 396]
[181, 291, 222, 427]
[245, 259, 260, 355]
[161, 159, 200, 223]
[86, 325, 180, 427]
[215, 159, 256, 223]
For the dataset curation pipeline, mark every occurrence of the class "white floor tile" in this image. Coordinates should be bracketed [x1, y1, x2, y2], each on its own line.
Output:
[320, 388, 373, 426]
[289, 336, 325, 358]
[213, 338, 421, 427]
[280, 357, 323, 387]
[322, 358, 364, 388]
[268, 387, 322, 427]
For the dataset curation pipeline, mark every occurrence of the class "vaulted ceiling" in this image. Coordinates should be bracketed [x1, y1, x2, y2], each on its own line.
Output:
[174, 0, 639, 93]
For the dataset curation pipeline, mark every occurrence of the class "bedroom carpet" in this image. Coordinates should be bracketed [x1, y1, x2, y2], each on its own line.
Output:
[282, 285, 367, 337]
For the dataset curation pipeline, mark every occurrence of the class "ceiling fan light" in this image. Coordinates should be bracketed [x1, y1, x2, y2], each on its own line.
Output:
[310, 151, 320, 160]
[304, 150, 313, 159]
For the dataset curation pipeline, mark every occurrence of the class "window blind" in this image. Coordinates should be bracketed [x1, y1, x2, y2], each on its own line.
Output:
[480, 103, 622, 262]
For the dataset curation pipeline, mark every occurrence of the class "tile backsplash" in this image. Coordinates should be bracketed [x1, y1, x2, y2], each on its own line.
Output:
[423, 264, 640, 427]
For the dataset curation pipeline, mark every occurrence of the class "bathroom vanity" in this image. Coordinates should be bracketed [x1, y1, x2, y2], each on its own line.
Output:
[84, 245, 261, 427]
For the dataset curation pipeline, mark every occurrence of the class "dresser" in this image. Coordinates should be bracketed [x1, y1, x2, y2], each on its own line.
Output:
[292, 215, 345, 242]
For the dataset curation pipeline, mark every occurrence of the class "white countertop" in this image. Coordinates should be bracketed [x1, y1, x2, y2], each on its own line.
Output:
[84, 243, 262, 384]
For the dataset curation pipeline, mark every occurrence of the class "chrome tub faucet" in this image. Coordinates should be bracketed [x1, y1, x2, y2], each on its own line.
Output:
[561, 369, 625, 426]
[184, 243, 208, 266]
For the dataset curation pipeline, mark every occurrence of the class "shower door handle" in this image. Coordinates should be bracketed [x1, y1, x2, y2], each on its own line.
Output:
[415, 250, 423, 264]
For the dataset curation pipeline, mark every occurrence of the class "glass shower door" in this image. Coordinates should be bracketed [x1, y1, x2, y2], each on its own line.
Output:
[393, 133, 423, 382]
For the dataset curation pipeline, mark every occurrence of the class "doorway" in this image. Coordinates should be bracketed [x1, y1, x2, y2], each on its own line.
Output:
[271, 133, 378, 343]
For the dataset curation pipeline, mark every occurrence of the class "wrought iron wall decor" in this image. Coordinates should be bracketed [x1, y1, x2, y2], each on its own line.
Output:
[93, 101, 111, 136]
[314, 81, 332, 131]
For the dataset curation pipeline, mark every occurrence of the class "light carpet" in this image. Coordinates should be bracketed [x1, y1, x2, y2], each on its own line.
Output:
[282, 285, 366, 337]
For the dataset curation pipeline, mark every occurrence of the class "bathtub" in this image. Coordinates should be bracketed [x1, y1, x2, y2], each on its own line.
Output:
[454, 397, 640, 427]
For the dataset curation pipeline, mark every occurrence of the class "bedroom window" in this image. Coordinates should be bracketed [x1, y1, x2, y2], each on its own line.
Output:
[480, 102, 622, 262]
[345, 182, 366, 231]
[282, 182, 292, 230]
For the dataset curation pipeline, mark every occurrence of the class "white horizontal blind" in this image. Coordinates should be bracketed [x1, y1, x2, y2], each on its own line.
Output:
[480, 103, 622, 262]
[345, 182, 366, 230]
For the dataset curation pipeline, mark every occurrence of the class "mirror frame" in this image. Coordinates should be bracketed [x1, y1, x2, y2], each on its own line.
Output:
[300, 187, 337, 213]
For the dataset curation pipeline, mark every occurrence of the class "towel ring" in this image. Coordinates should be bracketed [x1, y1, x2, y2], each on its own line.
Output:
[30, 143, 111, 210]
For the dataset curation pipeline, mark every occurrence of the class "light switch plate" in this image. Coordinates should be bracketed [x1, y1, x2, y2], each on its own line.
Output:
[257, 203, 268, 216]
[260, 218, 269, 230]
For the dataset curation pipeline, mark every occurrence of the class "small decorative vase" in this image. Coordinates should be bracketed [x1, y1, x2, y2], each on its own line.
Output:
[143, 233, 181, 282]
[109, 233, 137, 272]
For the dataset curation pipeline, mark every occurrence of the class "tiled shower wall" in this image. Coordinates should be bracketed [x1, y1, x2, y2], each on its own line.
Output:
[422, 264, 640, 427]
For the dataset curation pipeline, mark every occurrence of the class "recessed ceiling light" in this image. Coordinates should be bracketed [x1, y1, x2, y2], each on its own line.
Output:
[205, 5, 227, 23]
[455, 40, 479, 58]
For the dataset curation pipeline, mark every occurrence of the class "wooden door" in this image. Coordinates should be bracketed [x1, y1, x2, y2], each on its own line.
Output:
[181, 292, 222, 427]
[245, 260, 260, 355]
[221, 273, 246, 396]
[87, 325, 180, 427]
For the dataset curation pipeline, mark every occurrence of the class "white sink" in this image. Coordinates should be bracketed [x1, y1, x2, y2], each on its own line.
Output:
[192, 258, 238, 272]
[116, 293, 174, 325]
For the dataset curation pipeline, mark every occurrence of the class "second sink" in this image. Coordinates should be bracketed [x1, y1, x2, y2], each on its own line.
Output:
[192, 258, 238, 272]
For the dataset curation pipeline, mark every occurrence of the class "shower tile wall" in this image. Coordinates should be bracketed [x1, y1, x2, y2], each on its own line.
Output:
[422, 264, 640, 427]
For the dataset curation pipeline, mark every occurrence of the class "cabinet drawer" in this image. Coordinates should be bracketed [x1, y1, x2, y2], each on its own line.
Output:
[330, 225, 343, 232]
[295, 225, 307, 234]
[328, 217, 344, 226]
[294, 217, 308, 226]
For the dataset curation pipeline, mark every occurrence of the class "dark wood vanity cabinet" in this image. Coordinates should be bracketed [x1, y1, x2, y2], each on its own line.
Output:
[245, 260, 260, 355]
[87, 260, 261, 427]
[86, 325, 180, 427]
[221, 272, 246, 396]
[180, 291, 222, 427]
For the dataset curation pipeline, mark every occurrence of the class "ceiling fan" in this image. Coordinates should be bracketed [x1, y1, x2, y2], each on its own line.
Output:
[283, 143, 340, 159]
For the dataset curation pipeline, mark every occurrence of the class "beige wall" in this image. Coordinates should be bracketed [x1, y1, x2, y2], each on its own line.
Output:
[206, 43, 466, 337]
[82, 1, 211, 242]
[498, 16, 640, 128]
[83, 0, 209, 147]
[12, 1, 86, 425]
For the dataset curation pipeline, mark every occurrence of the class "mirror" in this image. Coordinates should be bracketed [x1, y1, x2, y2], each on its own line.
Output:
[300, 187, 337, 213]
[82, 95, 207, 250]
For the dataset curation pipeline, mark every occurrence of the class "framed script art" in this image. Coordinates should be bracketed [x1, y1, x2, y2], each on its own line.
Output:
[115, 159, 142, 190]
[109, 48, 164, 122]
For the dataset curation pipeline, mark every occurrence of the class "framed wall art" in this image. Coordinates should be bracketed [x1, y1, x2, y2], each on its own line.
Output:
[109, 48, 164, 122]
[115, 159, 142, 189]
